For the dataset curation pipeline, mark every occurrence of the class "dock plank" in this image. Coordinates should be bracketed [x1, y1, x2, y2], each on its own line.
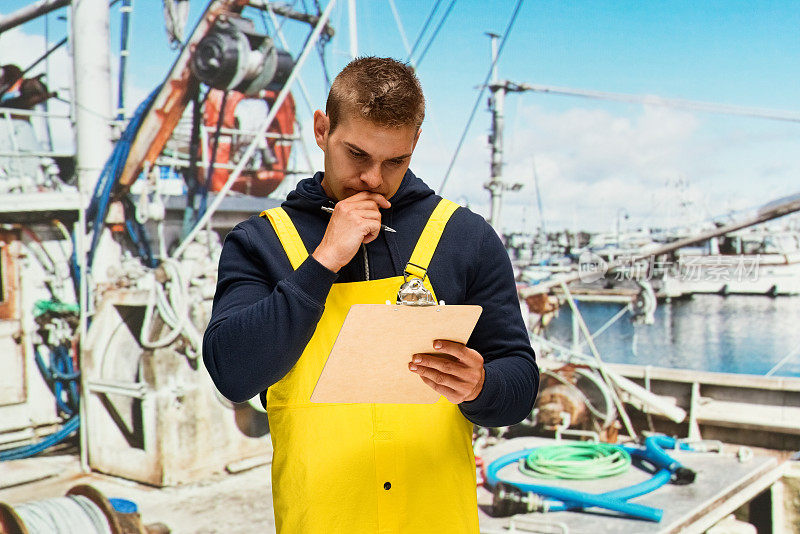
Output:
[695, 399, 800, 435]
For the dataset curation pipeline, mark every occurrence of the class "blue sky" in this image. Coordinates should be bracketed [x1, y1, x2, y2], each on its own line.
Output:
[2, 0, 799, 232]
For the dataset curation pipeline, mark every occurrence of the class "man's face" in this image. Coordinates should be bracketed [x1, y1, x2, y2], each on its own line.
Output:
[313, 110, 420, 202]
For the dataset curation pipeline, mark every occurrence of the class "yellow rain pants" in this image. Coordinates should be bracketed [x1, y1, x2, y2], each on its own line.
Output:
[261, 198, 479, 533]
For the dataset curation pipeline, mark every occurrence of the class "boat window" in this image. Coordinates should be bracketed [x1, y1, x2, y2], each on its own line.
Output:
[762, 236, 780, 254]
[741, 240, 762, 255]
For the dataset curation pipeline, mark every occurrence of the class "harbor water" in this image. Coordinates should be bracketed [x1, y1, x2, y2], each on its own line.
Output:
[541, 294, 800, 377]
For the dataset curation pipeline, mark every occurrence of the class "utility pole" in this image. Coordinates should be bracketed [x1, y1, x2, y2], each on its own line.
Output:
[485, 33, 523, 231]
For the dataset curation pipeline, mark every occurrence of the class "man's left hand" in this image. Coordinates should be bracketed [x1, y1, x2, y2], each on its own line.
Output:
[409, 340, 485, 404]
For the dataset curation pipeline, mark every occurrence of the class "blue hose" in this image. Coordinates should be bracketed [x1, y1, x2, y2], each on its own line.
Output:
[21, 87, 162, 464]
[84, 86, 160, 271]
[486, 435, 694, 522]
[34, 345, 80, 417]
[69, 86, 161, 310]
[0, 416, 80, 462]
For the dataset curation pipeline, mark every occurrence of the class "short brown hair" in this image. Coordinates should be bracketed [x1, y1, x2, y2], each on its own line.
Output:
[326, 56, 425, 133]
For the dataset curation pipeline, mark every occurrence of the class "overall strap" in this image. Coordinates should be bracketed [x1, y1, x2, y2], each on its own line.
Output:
[404, 198, 460, 280]
[260, 207, 309, 270]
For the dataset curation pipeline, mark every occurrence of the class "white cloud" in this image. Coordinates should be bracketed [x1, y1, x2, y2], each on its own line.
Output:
[0, 18, 155, 153]
[0, 21, 74, 152]
[412, 102, 800, 234]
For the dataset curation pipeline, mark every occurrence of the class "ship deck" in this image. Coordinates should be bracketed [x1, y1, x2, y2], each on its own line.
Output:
[0, 437, 791, 533]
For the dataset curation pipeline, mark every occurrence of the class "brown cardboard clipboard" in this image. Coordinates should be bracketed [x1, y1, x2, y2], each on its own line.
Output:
[310, 303, 483, 404]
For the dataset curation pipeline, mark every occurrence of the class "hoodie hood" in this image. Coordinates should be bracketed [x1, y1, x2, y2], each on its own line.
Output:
[283, 169, 436, 214]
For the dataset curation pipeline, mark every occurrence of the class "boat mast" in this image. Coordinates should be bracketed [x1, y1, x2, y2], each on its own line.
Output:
[348, 0, 358, 58]
[71, 0, 114, 193]
[71, 0, 113, 474]
[485, 33, 523, 231]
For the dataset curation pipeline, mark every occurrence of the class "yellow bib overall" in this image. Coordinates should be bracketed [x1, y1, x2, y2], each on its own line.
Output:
[261, 198, 479, 534]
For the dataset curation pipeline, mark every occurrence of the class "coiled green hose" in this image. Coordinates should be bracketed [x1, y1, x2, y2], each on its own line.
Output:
[518, 442, 631, 480]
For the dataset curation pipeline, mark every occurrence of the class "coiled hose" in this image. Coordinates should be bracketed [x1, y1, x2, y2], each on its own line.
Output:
[486, 435, 695, 522]
[12, 495, 112, 534]
[519, 442, 631, 480]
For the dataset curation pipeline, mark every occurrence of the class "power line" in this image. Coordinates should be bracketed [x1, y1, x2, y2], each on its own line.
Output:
[438, 0, 524, 195]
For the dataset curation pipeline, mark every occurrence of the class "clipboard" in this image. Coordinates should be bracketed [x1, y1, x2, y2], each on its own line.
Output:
[310, 303, 483, 404]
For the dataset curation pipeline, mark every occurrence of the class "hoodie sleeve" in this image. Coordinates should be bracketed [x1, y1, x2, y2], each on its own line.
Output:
[458, 221, 539, 427]
[202, 220, 338, 403]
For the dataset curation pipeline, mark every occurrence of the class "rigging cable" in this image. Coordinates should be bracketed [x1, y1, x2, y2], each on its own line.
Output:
[182, 86, 204, 238]
[414, 0, 457, 68]
[407, 0, 442, 61]
[438, 0, 524, 196]
[387, 0, 412, 58]
[196, 90, 229, 224]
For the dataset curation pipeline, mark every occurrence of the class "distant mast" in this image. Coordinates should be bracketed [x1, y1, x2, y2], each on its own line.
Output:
[485, 33, 522, 232]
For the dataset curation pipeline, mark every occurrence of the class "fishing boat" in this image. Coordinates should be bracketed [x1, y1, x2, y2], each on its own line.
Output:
[1, 1, 799, 533]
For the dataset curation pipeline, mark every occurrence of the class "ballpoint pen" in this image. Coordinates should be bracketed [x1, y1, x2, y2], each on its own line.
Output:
[320, 205, 397, 233]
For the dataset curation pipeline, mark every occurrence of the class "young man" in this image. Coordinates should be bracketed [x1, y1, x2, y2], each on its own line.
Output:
[203, 57, 538, 533]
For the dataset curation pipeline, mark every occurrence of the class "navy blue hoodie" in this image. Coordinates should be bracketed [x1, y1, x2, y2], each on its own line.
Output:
[203, 170, 538, 427]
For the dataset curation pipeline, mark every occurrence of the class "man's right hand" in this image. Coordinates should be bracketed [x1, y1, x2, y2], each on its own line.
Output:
[312, 192, 391, 273]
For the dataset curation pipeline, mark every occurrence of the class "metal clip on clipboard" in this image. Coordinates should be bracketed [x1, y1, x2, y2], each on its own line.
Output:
[396, 263, 440, 306]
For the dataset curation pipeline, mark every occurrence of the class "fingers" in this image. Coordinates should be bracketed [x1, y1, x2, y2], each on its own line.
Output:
[430, 339, 483, 365]
[414, 364, 473, 404]
[409, 357, 466, 390]
[410, 340, 485, 403]
[410, 353, 463, 376]
[419, 376, 460, 402]
[352, 191, 391, 209]
[340, 191, 391, 210]
[361, 220, 381, 244]
[352, 209, 381, 221]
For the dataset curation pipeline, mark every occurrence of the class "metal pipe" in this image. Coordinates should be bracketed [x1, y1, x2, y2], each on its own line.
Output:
[0, 107, 71, 119]
[348, 0, 358, 59]
[172, 0, 340, 260]
[116, 0, 132, 119]
[248, 0, 336, 38]
[71, 0, 114, 196]
[0, 0, 71, 34]
[560, 281, 638, 440]
[21, 37, 69, 78]
[76, 218, 89, 473]
[86, 379, 147, 399]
